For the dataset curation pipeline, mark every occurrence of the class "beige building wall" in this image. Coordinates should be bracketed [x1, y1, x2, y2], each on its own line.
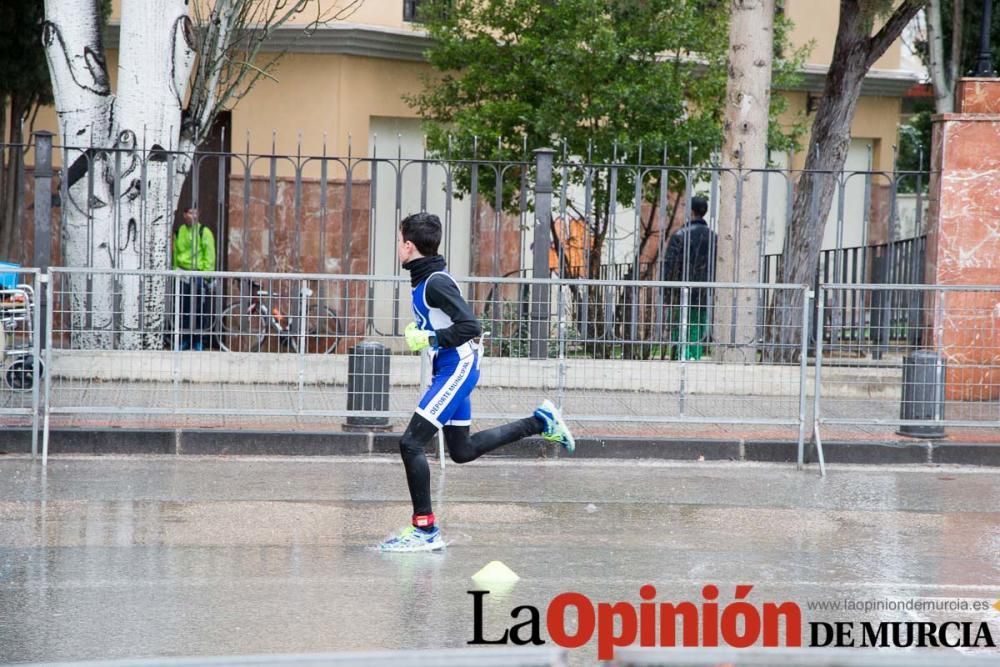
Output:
[784, 0, 902, 71]
[778, 92, 900, 171]
[26, 51, 428, 173]
[232, 52, 427, 165]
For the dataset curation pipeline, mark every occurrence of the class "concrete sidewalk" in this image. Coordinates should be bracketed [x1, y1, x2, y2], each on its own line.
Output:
[3, 421, 1000, 467]
[4, 377, 1000, 465]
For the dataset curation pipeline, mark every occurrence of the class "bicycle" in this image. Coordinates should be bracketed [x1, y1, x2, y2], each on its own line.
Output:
[1, 284, 44, 391]
[216, 279, 343, 354]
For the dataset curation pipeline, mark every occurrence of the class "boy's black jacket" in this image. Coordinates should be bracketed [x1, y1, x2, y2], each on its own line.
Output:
[403, 255, 483, 348]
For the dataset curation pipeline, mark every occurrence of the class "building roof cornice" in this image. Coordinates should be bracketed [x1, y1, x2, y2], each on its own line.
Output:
[104, 22, 435, 63]
[785, 64, 922, 97]
[103, 24, 921, 95]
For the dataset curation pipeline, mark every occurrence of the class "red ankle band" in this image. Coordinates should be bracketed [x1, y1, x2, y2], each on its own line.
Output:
[412, 513, 435, 528]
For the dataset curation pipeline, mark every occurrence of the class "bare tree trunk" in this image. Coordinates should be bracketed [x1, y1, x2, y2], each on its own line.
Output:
[586, 193, 612, 358]
[927, 0, 962, 113]
[115, 0, 195, 348]
[716, 0, 774, 362]
[0, 101, 8, 261]
[0, 99, 22, 262]
[767, 0, 925, 362]
[1, 94, 42, 264]
[0, 102, 6, 239]
[949, 0, 963, 94]
[43, 0, 117, 348]
[44, 0, 195, 349]
[5, 121, 23, 262]
[0, 93, 38, 265]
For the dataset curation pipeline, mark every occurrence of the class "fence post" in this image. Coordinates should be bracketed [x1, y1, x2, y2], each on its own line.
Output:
[678, 286, 689, 416]
[297, 279, 308, 414]
[809, 288, 827, 477]
[32, 131, 53, 272]
[33, 132, 53, 356]
[42, 272, 54, 466]
[797, 287, 812, 471]
[172, 273, 181, 411]
[557, 276, 568, 410]
[31, 271, 43, 458]
[530, 148, 555, 360]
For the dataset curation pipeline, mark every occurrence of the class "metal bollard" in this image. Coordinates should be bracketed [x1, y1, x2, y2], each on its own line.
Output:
[343, 341, 392, 432]
[897, 350, 946, 438]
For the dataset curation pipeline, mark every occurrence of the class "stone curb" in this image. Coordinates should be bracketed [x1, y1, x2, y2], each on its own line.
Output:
[3, 428, 1000, 467]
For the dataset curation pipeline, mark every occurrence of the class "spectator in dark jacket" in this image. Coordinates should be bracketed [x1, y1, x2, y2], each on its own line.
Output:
[662, 196, 717, 359]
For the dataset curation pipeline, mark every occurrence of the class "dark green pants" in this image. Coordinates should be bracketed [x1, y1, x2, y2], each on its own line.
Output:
[669, 305, 709, 360]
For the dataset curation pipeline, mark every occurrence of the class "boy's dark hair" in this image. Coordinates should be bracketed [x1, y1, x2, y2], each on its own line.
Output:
[691, 196, 708, 218]
[400, 212, 442, 256]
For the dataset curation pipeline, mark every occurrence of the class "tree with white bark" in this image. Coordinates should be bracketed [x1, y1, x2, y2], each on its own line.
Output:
[42, 0, 363, 348]
[714, 0, 775, 362]
[925, 0, 963, 112]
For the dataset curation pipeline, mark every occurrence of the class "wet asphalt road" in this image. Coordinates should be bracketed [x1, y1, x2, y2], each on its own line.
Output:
[1, 455, 999, 665]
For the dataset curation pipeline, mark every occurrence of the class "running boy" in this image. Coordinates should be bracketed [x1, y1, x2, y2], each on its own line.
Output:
[378, 212, 575, 552]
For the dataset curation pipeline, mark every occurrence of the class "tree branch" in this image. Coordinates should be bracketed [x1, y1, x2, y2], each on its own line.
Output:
[927, 0, 951, 112]
[191, 0, 239, 145]
[637, 193, 659, 280]
[866, 0, 927, 69]
[949, 0, 963, 88]
[186, 0, 364, 147]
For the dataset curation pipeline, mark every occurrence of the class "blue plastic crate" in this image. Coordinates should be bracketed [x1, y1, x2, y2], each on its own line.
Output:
[0, 261, 20, 289]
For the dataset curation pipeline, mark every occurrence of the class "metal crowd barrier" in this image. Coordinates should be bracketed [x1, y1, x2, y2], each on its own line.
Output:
[814, 284, 1000, 452]
[36, 268, 812, 464]
[1, 266, 993, 471]
[1, 267, 42, 455]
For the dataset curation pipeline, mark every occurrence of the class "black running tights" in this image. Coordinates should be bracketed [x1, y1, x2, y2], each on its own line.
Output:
[399, 413, 544, 517]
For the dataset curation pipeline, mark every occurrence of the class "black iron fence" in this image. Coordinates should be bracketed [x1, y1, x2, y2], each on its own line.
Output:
[549, 235, 928, 355]
[3, 134, 932, 359]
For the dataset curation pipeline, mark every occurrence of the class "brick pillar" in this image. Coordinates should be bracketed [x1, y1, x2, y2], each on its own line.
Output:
[926, 78, 1000, 401]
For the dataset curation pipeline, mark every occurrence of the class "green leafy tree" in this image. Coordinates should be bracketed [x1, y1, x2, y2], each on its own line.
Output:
[410, 0, 806, 285]
[896, 100, 932, 193]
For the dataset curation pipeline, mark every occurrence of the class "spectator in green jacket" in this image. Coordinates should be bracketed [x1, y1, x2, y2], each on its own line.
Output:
[174, 206, 216, 272]
[173, 206, 216, 350]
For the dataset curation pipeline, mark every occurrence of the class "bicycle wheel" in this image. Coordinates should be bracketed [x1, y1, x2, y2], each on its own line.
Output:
[291, 306, 343, 354]
[3, 355, 44, 391]
[218, 302, 267, 352]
